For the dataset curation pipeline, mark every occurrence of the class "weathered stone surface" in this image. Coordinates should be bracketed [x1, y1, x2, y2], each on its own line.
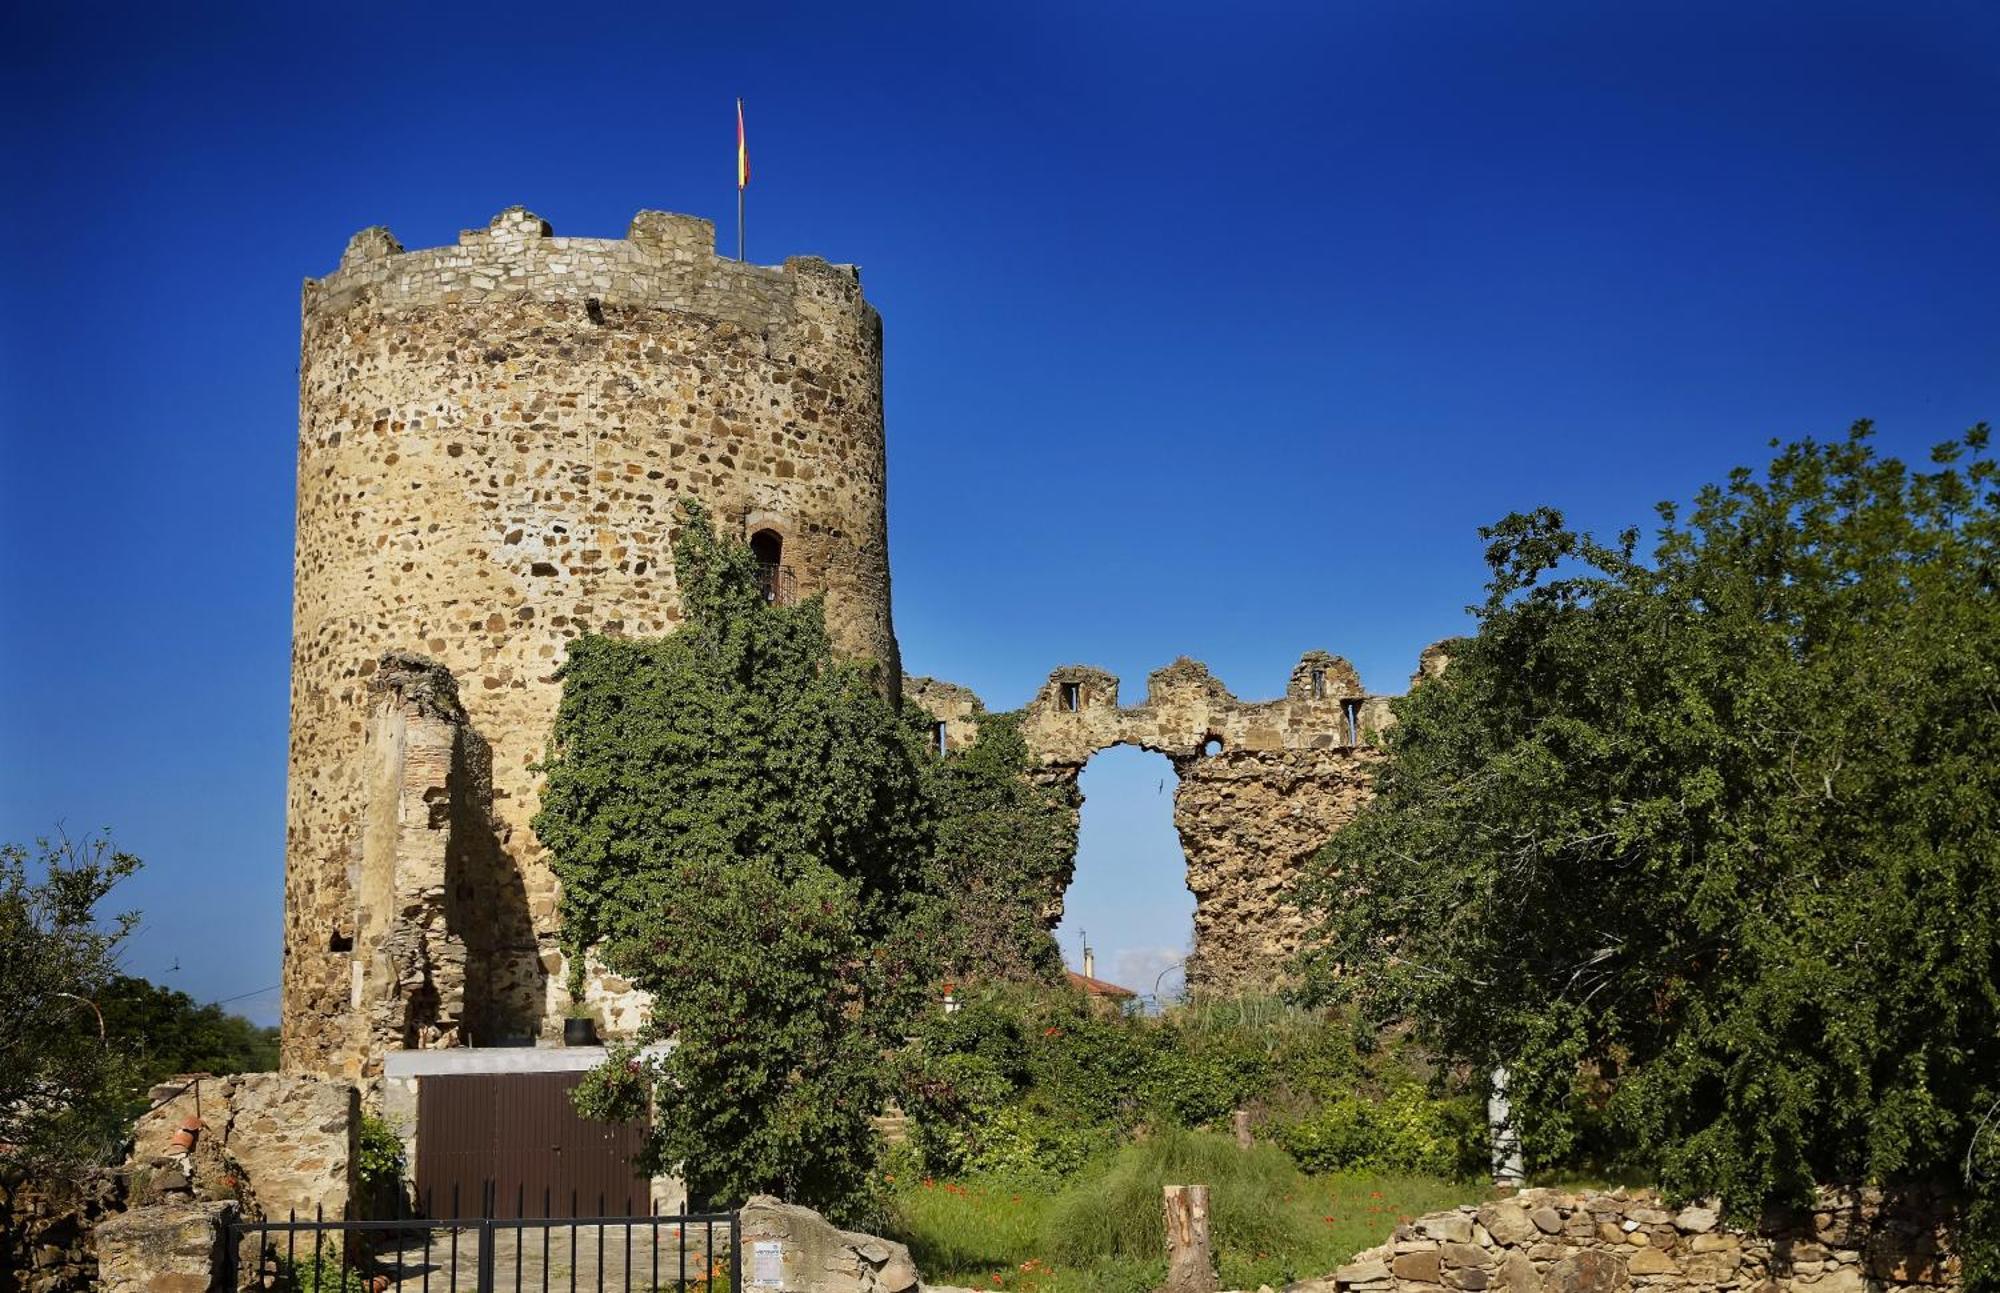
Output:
[130, 1073, 356, 1221]
[1306, 1188, 1960, 1293]
[95, 1202, 232, 1293]
[285, 208, 902, 1076]
[911, 656, 1389, 996]
[1496, 1251, 1539, 1293]
[1394, 1253, 1443, 1282]
[1548, 1249, 1629, 1293]
[1479, 1203, 1540, 1247]
[1417, 1215, 1478, 1245]
[1338, 1260, 1393, 1286]
[1627, 1249, 1677, 1276]
[1672, 1207, 1718, 1235]
[1441, 1243, 1495, 1269]
[738, 1195, 918, 1293]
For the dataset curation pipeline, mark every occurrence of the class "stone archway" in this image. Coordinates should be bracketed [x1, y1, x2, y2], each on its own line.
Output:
[909, 651, 1394, 996]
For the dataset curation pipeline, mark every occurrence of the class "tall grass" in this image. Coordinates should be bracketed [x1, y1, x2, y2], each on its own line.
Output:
[886, 1128, 1482, 1292]
[1043, 1127, 1310, 1267]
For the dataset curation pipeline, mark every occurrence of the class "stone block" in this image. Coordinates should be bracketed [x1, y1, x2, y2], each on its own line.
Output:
[1418, 1215, 1477, 1244]
[1395, 1253, 1443, 1282]
[96, 1202, 233, 1293]
[1481, 1203, 1540, 1247]
[738, 1195, 918, 1293]
[1547, 1250, 1630, 1293]
[1626, 1249, 1677, 1276]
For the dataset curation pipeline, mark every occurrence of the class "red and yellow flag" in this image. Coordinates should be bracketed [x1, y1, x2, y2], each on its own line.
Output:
[736, 99, 749, 191]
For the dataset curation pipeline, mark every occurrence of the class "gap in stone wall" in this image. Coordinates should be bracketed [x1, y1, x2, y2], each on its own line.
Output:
[1053, 743, 1193, 1006]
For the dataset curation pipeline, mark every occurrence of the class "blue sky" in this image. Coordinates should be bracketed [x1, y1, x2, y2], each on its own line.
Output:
[3, 1, 1996, 1020]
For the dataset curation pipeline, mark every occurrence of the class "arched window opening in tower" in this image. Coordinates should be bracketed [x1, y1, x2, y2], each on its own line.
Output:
[1341, 698, 1362, 746]
[749, 528, 792, 605]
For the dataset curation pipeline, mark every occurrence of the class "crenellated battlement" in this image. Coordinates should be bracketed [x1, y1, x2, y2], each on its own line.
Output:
[909, 650, 1403, 767]
[304, 206, 874, 336]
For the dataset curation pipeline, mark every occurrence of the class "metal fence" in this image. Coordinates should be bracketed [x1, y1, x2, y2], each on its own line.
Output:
[227, 1185, 741, 1293]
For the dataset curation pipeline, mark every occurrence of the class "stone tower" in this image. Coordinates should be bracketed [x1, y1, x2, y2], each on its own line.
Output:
[284, 206, 899, 1078]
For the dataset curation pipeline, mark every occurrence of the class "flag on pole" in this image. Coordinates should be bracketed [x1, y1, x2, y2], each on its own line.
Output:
[736, 99, 749, 191]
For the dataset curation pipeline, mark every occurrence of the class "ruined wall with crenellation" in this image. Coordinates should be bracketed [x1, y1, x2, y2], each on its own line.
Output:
[285, 207, 899, 1078]
[909, 650, 1407, 995]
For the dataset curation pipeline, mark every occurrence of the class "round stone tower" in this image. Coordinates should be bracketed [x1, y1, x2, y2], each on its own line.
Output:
[284, 207, 899, 1077]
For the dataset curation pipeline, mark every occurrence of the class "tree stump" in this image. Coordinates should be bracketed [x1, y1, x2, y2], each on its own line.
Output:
[1161, 1184, 1216, 1293]
[1231, 1109, 1252, 1148]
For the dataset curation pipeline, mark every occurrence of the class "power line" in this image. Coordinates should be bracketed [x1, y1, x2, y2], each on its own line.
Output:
[209, 984, 281, 1007]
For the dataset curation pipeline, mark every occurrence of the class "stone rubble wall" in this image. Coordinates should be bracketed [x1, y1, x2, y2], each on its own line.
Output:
[129, 1073, 358, 1223]
[93, 1202, 233, 1293]
[0, 1171, 122, 1293]
[1320, 1188, 1959, 1293]
[908, 654, 1401, 995]
[286, 205, 900, 1079]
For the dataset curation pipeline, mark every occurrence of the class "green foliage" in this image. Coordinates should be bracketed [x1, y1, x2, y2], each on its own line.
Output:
[1276, 1085, 1485, 1178]
[1295, 425, 2000, 1281]
[912, 711, 1077, 985]
[884, 1130, 1481, 1293]
[273, 1254, 370, 1293]
[355, 1114, 405, 1199]
[0, 831, 142, 1173]
[97, 975, 278, 1095]
[896, 985, 1479, 1191]
[534, 502, 936, 1219]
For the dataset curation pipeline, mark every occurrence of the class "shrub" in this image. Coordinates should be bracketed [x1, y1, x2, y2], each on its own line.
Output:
[355, 1114, 404, 1200]
[1278, 1084, 1484, 1179]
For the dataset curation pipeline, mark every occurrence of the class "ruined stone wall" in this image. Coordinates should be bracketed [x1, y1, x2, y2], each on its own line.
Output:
[286, 207, 898, 1077]
[130, 1074, 359, 1223]
[1176, 746, 1382, 992]
[909, 652, 1400, 995]
[1324, 1187, 1961, 1293]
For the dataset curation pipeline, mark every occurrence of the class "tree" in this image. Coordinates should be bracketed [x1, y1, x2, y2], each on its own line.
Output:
[0, 832, 142, 1174]
[536, 502, 936, 1218]
[98, 976, 279, 1094]
[912, 710, 1076, 986]
[1295, 425, 1999, 1277]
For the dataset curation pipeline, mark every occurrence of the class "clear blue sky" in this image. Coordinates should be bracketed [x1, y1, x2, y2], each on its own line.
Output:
[3, 2, 1995, 1021]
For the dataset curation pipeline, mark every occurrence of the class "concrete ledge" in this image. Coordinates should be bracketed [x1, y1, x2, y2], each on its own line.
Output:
[383, 1043, 670, 1077]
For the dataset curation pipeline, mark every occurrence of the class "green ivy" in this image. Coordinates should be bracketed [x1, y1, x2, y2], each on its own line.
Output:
[911, 711, 1077, 986]
[534, 502, 938, 1221]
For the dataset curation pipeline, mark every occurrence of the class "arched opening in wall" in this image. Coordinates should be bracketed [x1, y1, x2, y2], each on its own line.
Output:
[749, 528, 791, 605]
[1054, 744, 1192, 1009]
[1200, 735, 1224, 758]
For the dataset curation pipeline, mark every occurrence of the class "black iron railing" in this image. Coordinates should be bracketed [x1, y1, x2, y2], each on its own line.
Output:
[227, 1185, 740, 1293]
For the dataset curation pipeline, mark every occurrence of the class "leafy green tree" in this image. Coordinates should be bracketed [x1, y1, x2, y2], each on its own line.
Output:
[98, 976, 278, 1094]
[0, 832, 142, 1173]
[537, 502, 936, 1218]
[1295, 425, 2000, 1275]
[912, 710, 1076, 986]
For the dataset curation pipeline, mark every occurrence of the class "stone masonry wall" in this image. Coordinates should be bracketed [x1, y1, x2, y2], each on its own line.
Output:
[131, 1074, 358, 1223]
[285, 206, 899, 1078]
[1325, 1188, 1959, 1293]
[909, 652, 1401, 995]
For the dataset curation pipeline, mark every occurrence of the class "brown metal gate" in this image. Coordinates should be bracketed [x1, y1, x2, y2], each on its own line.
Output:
[416, 1072, 648, 1219]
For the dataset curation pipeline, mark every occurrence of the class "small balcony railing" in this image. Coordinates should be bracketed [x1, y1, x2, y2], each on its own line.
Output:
[755, 563, 797, 606]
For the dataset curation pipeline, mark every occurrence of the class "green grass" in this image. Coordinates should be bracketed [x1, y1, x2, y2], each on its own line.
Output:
[886, 1128, 1483, 1293]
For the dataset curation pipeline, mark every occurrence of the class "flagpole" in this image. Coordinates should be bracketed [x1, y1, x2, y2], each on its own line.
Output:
[738, 186, 744, 263]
